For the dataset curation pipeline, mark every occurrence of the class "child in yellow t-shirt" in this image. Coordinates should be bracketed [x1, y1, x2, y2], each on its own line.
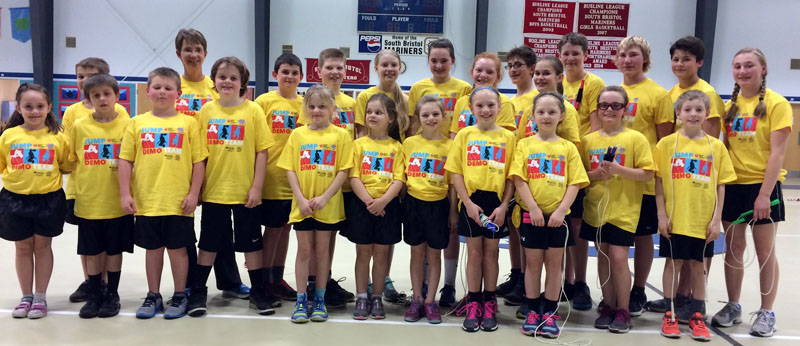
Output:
[450, 53, 516, 136]
[402, 96, 454, 323]
[355, 49, 409, 139]
[1, 83, 73, 319]
[348, 93, 406, 320]
[254, 53, 304, 300]
[119, 68, 208, 320]
[654, 91, 736, 340]
[579, 86, 654, 333]
[68, 74, 132, 319]
[445, 87, 517, 332]
[278, 85, 354, 323]
[174, 29, 218, 119]
[407, 39, 472, 137]
[511, 92, 588, 338]
[519, 56, 580, 144]
[668, 36, 724, 137]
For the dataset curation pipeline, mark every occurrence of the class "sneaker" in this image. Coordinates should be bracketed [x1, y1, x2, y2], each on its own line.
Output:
[324, 288, 347, 309]
[327, 277, 355, 303]
[425, 302, 442, 324]
[661, 311, 681, 338]
[273, 280, 297, 301]
[164, 292, 188, 319]
[187, 286, 208, 317]
[750, 309, 776, 337]
[382, 278, 400, 303]
[496, 271, 519, 297]
[222, 283, 250, 299]
[480, 299, 498, 332]
[98, 293, 121, 318]
[12, 300, 31, 318]
[135, 292, 163, 319]
[353, 297, 371, 320]
[459, 301, 482, 332]
[404, 300, 424, 322]
[594, 302, 615, 329]
[608, 309, 631, 333]
[438, 284, 456, 308]
[711, 302, 742, 327]
[572, 281, 593, 310]
[291, 299, 310, 323]
[560, 283, 575, 302]
[629, 288, 647, 317]
[540, 312, 562, 338]
[516, 303, 529, 319]
[27, 300, 47, 319]
[249, 287, 275, 315]
[503, 280, 525, 306]
[69, 280, 90, 303]
[263, 285, 283, 308]
[690, 312, 712, 340]
[310, 296, 328, 322]
[521, 311, 541, 336]
[647, 295, 687, 313]
[678, 300, 705, 324]
[79, 294, 102, 319]
[370, 296, 385, 319]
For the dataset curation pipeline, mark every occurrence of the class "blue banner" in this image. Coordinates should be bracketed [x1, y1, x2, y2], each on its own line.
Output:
[10, 7, 31, 43]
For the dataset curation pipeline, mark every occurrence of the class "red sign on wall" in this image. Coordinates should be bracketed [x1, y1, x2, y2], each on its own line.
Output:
[306, 58, 371, 84]
[523, 1, 576, 36]
[523, 37, 621, 70]
[577, 2, 629, 37]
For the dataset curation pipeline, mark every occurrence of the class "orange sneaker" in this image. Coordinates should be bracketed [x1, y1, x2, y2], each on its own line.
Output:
[689, 312, 711, 341]
[661, 311, 681, 338]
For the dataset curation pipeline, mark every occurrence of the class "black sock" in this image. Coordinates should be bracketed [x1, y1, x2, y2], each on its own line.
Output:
[193, 265, 212, 289]
[483, 290, 496, 302]
[468, 291, 482, 303]
[631, 285, 645, 294]
[88, 273, 102, 296]
[275, 266, 285, 282]
[263, 266, 274, 284]
[664, 297, 674, 312]
[510, 268, 522, 281]
[543, 298, 558, 313]
[526, 297, 541, 312]
[106, 271, 121, 295]
[690, 298, 705, 314]
[248, 268, 265, 290]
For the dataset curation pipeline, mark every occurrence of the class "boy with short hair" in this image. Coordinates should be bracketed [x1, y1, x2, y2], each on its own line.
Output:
[667, 36, 725, 137]
[119, 67, 208, 319]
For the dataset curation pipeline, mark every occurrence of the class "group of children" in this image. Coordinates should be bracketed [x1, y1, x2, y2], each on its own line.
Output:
[0, 28, 791, 341]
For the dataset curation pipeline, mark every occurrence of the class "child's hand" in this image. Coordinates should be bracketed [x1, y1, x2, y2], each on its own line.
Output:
[753, 194, 771, 220]
[245, 186, 261, 208]
[181, 192, 199, 215]
[308, 195, 330, 211]
[547, 209, 566, 228]
[298, 197, 313, 216]
[604, 160, 623, 175]
[367, 196, 389, 216]
[529, 207, 545, 227]
[448, 209, 459, 231]
[594, 162, 612, 180]
[658, 215, 672, 239]
[464, 201, 483, 225]
[121, 195, 137, 214]
[489, 204, 507, 227]
[706, 221, 721, 243]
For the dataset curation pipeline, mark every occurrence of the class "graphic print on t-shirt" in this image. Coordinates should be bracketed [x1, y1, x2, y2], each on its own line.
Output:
[588, 147, 626, 170]
[83, 138, 121, 167]
[360, 150, 395, 183]
[334, 108, 355, 128]
[207, 118, 245, 149]
[671, 151, 712, 183]
[466, 140, 506, 168]
[9, 142, 56, 172]
[271, 110, 298, 134]
[176, 95, 213, 116]
[624, 98, 639, 125]
[457, 110, 477, 129]
[300, 143, 337, 177]
[407, 151, 446, 179]
[726, 114, 757, 138]
[523, 117, 540, 137]
[140, 127, 184, 157]
[526, 152, 566, 183]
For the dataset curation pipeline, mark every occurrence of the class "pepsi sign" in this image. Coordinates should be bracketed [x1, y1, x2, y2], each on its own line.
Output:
[359, 35, 383, 53]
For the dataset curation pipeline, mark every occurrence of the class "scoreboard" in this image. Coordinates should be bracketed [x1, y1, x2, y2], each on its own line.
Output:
[357, 0, 444, 34]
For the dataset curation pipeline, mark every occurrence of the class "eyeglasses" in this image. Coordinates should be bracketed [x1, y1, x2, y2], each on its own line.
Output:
[597, 102, 626, 110]
[504, 63, 527, 70]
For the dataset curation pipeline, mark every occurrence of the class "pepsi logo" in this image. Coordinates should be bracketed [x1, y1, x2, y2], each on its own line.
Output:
[359, 35, 382, 53]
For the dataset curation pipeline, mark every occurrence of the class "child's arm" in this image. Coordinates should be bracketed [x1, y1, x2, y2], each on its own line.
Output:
[287, 170, 312, 216]
[407, 116, 420, 138]
[707, 184, 725, 243]
[118, 159, 136, 214]
[548, 184, 579, 228]
[589, 110, 601, 133]
[350, 177, 376, 212]
[182, 160, 205, 215]
[448, 186, 459, 231]
[308, 169, 350, 211]
[656, 122, 674, 141]
[452, 173, 482, 224]
[587, 163, 611, 181]
[755, 128, 790, 220]
[513, 176, 544, 227]
[604, 160, 653, 181]
[368, 180, 404, 216]
[488, 179, 514, 227]
[246, 150, 268, 208]
[654, 176, 671, 238]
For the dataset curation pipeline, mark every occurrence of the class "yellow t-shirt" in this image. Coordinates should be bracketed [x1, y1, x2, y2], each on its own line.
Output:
[724, 88, 793, 184]
[350, 136, 405, 198]
[407, 78, 472, 137]
[254, 91, 303, 200]
[511, 89, 539, 130]
[119, 112, 208, 216]
[403, 135, 452, 201]
[200, 100, 275, 204]
[0, 127, 71, 195]
[61, 101, 131, 199]
[653, 132, 737, 238]
[668, 79, 724, 132]
[354, 86, 406, 126]
[445, 126, 517, 201]
[509, 137, 589, 214]
[449, 93, 516, 134]
[517, 100, 581, 143]
[176, 75, 218, 119]
[563, 72, 606, 137]
[580, 128, 655, 233]
[68, 115, 129, 219]
[277, 125, 354, 224]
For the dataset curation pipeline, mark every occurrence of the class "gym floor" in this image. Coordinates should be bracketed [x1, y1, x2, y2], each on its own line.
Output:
[1, 178, 798, 345]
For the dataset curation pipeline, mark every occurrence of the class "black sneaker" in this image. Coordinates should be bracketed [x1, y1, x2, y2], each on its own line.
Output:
[328, 277, 355, 302]
[496, 271, 519, 297]
[572, 281, 593, 310]
[187, 286, 208, 317]
[560, 282, 575, 302]
[70, 280, 90, 303]
[325, 283, 348, 309]
[438, 284, 456, 308]
[79, 294, 102, 318]
[629, 288, 647, 317]
[249, 288, 275, 315]
[98, 293, 121, 318]
[503, 279, 525, 306]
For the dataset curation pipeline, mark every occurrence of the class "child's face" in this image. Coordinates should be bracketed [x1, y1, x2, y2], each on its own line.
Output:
[418, 102, 443, 132]
[365, 100, 391, 134]
[676, 99, 708, 130]
[616, 46, 646, 77]
[306, 94, 334, 127]
[471, 58, 499, 87]
[469, 89, 499, 126]
[428, 48, 453, 80]
[597, 92, 627, 126]
[507, 56, 533, 86]
[87, 85, 119, 114]
[671, 49, 702, 81]
[732, 52, 765, 91]
[533, 96, 565, 132]
[559, 43, 587, 73]
[214, 63, 242, 97]
[146, 76, 181, 109]
[272, 63, 303, 89]
[76, 66, 100, 92]
[16, 90, 51, 130]
[533, 61, 562, 92]
[177, 40, 207, 69]
[319, 58, 346, 86]
[375, 55, 401, 84]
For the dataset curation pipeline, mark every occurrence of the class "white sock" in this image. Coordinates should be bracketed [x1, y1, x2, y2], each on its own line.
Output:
[33, 292, 46, 303]
[444, 259, 457, 287]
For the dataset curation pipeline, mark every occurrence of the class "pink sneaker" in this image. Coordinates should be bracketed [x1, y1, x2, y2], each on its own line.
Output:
[481, 299, 499, 331]
[28, 300, 47, 319]
[12, 300, 31, 318]
[404, 300, 423, 322]
[425, 302, 442, 324]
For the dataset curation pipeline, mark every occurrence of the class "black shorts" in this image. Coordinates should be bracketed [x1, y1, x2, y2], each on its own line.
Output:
[293, 218, 342, 231]
[344, 195, 401, 245]
[261, 199, 291, 228]
[457, 190, 509, 239]
[78, 215, 135, 256]
[403, 195, 450, 250]
[199, 202, 262, 253]
[659, 234, 713, 262]
[722, 182, 785, 225]
[635, 194, 658, 235]
[65, 198, 83, 225]
[579, 221, 634, 247]
[518, 211, 574, 249]
[0, 189, 66, 241]
[570, 189, 585, 220]
[339, 192, 356, 237]
[134, 215, 196, 250]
